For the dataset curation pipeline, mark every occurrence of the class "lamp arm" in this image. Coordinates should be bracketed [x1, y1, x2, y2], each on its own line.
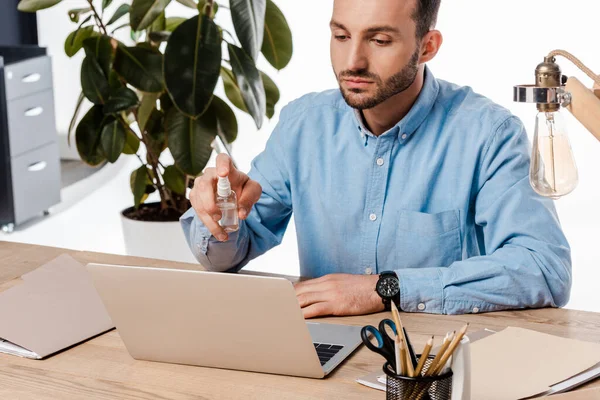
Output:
[563, 77, 600, 142]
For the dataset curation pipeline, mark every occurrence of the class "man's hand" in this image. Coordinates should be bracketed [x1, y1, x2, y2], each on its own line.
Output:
[294, 274, 385, 319]
[189, 154, 262, 242]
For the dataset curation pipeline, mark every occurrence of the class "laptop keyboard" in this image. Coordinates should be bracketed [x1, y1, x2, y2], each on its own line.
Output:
[313, 343, 344, 366]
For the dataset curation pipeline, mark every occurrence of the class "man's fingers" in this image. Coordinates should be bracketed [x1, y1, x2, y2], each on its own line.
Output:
[197, 177, 221, 221]
[197, 212, 229, 242]
[216, 153, 234, 178]
[302, 302, 332, 319]
[294, 275, 334, 295]
[297, 291, 328, 308]
[237, 180, 262, 219]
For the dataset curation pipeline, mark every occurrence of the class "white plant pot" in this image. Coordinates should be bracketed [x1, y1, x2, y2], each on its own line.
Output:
[120, 205, 198, 264]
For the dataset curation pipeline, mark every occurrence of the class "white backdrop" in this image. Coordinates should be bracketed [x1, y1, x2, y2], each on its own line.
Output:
[31, 0, 600, 312]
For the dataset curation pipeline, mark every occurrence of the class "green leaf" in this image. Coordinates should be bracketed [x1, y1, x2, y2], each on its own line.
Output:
[113, 45, 164, 92]
[175, 0, 196, 8]
[76, 106, 110, 166]
[261, 0, 292, 70]
[18, 0, 62, 12]
[68, 7, 91, 23]
[107, 4, 130, 26]
[131, 165, 153, 207]
[104, 87, 139, 114]
[111, 22, 130, 34]
[148, 31, 171, 43]
[68, 92, 86, 147]
[209, 96, 238, 143]
[123, 126, 141, 154]
[145, 109, 166, 156]
[165, 17, 186, 32]
[197, 0, 218, 15]
[81, 56, 110, 105]
[230, 0, 266, 62]
[138, 93, 160, 132]
[101, 119, 126, 163]
[123, 132, 140, 153]
[166, 108, 216, 176]
[130, 0, 171, 31]
[65, 24, 97, 58]
[130, 29, 143, 42]
[164, 15, 222, 118]
[159, 92, 174, 113]
[83, 35, 115, 78]
[220, 67, 247, 113]
[228, 44, 265, 129]
[149, 11, 166, 32]
[102, 0, 114, 10]
[261, 71, 279, 118]
[163, 165, 187, 195]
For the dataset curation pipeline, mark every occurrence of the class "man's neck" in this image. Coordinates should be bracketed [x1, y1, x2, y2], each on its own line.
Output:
[361, 66, 425, 136]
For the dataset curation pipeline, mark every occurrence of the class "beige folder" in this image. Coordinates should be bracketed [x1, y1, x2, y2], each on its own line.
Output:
[0, 254, 114, 359]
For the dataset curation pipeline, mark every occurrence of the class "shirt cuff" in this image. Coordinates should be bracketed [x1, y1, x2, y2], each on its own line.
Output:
[395, 268, 444, 314]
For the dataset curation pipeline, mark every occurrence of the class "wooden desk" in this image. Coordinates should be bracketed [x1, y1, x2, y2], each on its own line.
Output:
[1, 241, 600, 399]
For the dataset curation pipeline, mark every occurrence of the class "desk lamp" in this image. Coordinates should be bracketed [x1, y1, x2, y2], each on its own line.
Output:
[514, 50, 600, 198]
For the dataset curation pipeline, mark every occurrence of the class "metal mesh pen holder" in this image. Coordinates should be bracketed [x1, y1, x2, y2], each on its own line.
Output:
[383, 356, 453, 400]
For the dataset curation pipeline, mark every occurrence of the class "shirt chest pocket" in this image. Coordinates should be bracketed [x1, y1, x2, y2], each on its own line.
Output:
[395, 209, 462, 268]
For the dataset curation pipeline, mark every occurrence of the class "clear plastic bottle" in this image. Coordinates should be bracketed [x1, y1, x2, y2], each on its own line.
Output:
[216, 176, 239, 233]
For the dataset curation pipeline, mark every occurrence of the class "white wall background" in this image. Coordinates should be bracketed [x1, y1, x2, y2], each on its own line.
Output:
[5, 0, 599, 312]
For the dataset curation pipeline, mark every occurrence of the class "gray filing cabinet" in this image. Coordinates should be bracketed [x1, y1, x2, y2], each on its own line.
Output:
[0, 47, 61, 232]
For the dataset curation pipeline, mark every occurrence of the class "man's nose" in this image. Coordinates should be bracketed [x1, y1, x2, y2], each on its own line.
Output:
[347, 41, 368, 71]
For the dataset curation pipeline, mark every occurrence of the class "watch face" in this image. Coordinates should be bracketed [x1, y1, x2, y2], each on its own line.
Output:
[377, 276, 400, 298]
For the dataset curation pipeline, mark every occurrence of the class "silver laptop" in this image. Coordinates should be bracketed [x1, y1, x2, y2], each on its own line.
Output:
[86, 263, 363, 378]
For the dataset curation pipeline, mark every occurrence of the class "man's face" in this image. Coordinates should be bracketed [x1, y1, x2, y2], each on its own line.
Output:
[330, 0, 422, 110]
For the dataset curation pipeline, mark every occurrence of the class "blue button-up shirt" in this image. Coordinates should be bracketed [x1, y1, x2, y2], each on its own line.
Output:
[181, 67, 571, 315]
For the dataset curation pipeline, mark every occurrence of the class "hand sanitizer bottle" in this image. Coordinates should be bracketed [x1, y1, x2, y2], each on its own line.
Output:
[216, 176, 239, 233]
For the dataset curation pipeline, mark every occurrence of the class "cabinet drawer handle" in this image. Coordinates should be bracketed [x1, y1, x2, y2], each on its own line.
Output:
[22, 73, 41, 83]
[24, 107, 44, 117]
[28, 161, 47, 172]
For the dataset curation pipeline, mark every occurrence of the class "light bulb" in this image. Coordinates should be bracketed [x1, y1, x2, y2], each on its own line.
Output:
[530, 110, 578, 199]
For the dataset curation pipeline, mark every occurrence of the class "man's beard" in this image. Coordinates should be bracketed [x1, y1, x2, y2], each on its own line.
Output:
[337, 48, 420, 110]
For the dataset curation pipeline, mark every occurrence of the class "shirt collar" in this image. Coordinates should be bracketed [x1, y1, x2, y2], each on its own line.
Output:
[352, 65, 440, 141]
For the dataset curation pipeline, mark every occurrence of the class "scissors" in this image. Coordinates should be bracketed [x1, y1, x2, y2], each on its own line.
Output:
[360, 319, 398, 368]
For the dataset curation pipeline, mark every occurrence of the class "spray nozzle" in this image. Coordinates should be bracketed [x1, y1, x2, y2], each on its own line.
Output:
[217, 176, 231, 197]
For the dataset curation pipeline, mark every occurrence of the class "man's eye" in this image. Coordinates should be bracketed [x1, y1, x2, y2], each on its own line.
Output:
[335, 35, 349, 41]
[372, 39, 391, 46]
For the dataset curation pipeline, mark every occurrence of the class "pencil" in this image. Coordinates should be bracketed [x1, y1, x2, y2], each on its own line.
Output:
[391, 302, 415, 377]
[424, 331, 453, 376]
[431, 323, 469, 376]
[395, 335, 402, 375]
[398, 336, 408, 376]
[414, 336, 434, 376]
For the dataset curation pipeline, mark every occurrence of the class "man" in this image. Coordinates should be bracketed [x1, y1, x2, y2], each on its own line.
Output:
[180, 0, 571, 318]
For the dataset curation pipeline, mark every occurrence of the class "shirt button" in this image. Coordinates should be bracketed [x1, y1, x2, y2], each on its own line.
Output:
[417, 303, 426, 311]
[401, 133, 408, 140]
[365, 267, 373, 275]
[369, 213, 377, 221]
[376, 158, 384, 166]
[472, 307, 480, 314]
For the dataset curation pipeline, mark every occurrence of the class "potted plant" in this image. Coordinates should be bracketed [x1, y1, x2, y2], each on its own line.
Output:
[17, 0, 293, 262]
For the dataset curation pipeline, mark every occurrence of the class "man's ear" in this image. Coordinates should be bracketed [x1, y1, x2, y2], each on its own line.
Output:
[419, 30, 443, 64]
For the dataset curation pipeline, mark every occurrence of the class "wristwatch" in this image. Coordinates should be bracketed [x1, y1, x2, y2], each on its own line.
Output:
[375, 271, 401, 311]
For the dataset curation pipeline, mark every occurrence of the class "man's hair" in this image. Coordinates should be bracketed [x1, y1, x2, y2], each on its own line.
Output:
[412, 0, 441, 39]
